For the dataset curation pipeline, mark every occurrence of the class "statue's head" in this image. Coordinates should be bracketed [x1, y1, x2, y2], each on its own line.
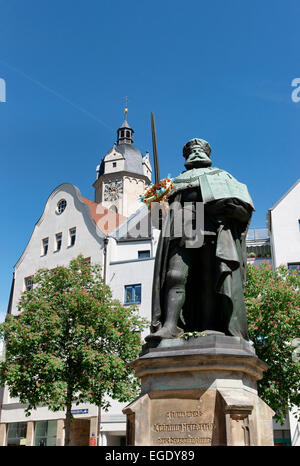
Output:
[183, 138, 212, 169]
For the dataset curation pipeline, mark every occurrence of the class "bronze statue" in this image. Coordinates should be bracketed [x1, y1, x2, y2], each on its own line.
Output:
[146, 138, 254, 342]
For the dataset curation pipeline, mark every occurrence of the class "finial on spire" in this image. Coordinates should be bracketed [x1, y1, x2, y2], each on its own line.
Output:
[124, 96, 128, 120]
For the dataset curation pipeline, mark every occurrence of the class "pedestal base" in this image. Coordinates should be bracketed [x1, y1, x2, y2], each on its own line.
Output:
[123, 335, 274, 446]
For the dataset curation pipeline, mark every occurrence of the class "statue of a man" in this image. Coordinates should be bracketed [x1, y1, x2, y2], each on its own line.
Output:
[146, 138, 254, 342]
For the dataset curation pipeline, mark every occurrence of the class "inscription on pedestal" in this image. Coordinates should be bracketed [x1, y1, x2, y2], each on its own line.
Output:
[150, 396, 219, 446]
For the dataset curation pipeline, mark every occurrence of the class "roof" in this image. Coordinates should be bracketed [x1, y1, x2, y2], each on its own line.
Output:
[268, 179, 300, 211]
[81, 196, 127, 235]
[115, 143, 144, 175]
[120, 119, 132, 129]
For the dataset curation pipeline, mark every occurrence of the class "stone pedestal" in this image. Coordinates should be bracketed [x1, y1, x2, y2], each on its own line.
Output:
[123, 334, 274, 446]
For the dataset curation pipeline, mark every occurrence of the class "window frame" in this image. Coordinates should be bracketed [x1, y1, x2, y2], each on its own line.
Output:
[24, 276, 33, 291]
[124, 284, 142, 305]
[69, 227, 76, 247]
[55, 233, 62, 252]
[56, 199, 67, 215]
[41, 237, 49, 256]
[138, 250, 150, 259]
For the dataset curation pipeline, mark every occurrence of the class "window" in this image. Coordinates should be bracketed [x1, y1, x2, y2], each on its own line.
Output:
[34, 420, 57, 446]
[25, 276, 33, 291]
[113, 162, 117, 168]
[7, 422, 27, 446]
[56, 199, 67, 214]
[138, 250, 150, 259]
[124, 284, 141, 304]
[273, 429, 291, 446]
[69, 227, 76, 247]
[55, 233, 62, 251]
[110, 205, 118, 213]
[42, 237, 49, 256]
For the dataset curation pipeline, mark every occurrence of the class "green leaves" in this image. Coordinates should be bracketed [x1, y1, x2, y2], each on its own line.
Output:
[0, 255, 149, 418]
[245, 263, 300, 423]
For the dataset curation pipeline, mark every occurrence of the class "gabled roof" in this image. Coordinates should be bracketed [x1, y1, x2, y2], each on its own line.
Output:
[269, 179, 300, 211]
[14, 183, 108, 269]
[81, 197, 127, 235]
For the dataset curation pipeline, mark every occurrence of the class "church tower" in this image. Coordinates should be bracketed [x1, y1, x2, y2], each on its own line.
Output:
[93, 107, 152, 217]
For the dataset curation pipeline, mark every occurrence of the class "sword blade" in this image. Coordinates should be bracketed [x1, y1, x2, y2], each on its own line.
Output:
[151, 112, 160, 184]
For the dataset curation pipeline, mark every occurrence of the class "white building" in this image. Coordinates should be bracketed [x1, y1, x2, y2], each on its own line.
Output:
[267, 179, 300, 270]
[0, 113, 159, 447]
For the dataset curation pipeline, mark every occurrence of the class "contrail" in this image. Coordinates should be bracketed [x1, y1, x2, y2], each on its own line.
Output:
[0, 58, 114, 131]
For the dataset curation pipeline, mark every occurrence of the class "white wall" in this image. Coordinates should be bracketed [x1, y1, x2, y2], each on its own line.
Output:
[270, 181, 300, 268]
[11, 184, 104, 315]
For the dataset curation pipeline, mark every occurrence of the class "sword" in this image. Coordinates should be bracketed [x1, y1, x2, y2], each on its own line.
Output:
[151, 112, 160, 185]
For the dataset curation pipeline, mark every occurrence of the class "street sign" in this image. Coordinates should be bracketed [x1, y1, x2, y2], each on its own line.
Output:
[71, 409, 88, 415]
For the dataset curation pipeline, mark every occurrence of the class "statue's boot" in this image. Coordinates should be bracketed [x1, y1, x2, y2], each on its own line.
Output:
[145, 325, 183, 342]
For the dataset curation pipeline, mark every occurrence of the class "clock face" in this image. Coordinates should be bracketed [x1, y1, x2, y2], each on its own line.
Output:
[104, 180, 123, 201]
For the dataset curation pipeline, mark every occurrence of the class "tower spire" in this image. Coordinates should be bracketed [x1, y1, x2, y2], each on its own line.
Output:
[117, 97, 134, 145]
[124, 96, 128, 121]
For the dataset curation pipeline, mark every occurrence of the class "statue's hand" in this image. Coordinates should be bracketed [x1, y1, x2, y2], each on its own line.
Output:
[207, 199, 251, 222]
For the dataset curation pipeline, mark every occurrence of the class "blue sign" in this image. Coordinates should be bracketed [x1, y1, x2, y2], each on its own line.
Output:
[71, 409, 88, 415]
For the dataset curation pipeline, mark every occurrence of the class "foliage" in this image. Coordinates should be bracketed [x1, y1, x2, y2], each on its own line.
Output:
[245, 263, 300, 424]
[0, 256, 148, 444]
[180, 331, 207, 340]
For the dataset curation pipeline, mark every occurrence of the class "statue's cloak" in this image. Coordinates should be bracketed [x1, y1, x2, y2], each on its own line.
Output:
[150, 167, 254, 340]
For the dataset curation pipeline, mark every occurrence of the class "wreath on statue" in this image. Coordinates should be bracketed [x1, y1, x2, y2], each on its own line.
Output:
[139, 177, 173, 208]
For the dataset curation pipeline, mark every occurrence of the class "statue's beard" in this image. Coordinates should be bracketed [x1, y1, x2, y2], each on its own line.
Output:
[184, 154, 212, 169]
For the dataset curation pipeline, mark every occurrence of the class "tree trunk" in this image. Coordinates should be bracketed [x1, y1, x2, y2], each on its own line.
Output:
[64, 395, 73, 446]
[65, 383, 73, 447]
[97, 404, 101, 446]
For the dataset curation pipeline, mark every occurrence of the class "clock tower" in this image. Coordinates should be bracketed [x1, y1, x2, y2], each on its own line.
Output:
[93, 109, 152, 217]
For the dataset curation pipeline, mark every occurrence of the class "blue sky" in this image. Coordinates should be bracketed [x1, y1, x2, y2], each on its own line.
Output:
[0, 0, 299, 322]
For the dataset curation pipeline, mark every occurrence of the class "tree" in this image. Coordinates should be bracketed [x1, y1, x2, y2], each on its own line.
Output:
[245, 263, 300, 424]
[0, 256, 148, 446]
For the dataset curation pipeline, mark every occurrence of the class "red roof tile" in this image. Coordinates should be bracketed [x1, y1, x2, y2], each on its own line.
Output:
[81, 196, 127, 235]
